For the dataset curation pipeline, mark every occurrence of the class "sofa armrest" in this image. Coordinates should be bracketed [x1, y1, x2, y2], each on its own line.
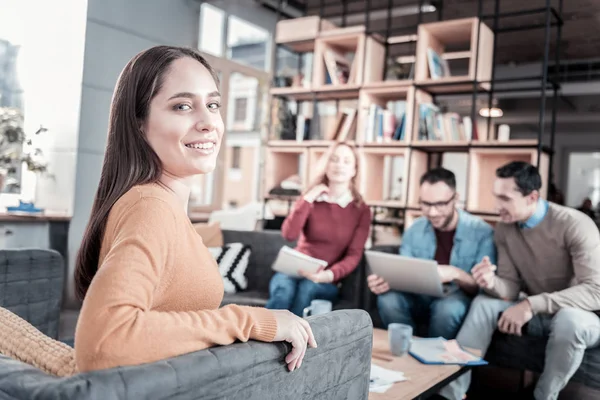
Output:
[0, 249, 64, 339]
[0, 309, 373, 400]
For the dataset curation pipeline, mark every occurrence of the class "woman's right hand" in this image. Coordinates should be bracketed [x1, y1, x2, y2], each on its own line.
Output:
[303, 184, 329, 203]
[271, 310, 317, 371]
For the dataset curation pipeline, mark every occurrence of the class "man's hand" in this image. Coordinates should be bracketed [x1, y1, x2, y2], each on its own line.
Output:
[437, 265, 459, 283]
[299, 269, 334, 284]
[498, 300, 533, 336]
[367, 274, 390, 295]
[471, 256, 497, 289]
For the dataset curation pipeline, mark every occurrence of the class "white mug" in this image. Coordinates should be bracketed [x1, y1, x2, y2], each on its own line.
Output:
[302, 300, 332, 318]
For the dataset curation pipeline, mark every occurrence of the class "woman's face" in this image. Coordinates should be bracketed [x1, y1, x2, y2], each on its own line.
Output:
[143, 57, 224, 179]
[325, 144, 356, 185]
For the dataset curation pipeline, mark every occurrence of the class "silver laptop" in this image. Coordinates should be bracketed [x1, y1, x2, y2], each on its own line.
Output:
[365, 250, 450, 297]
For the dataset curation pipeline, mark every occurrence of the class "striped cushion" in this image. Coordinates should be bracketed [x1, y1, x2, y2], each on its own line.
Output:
[208, 243, 251, 294]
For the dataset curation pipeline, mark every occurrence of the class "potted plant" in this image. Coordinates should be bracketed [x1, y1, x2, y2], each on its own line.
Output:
[0, 107, 49, 193]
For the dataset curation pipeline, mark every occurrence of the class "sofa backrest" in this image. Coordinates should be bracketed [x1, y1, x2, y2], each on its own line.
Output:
[0, 249, 64, 339]
[222, 229, 295, 293]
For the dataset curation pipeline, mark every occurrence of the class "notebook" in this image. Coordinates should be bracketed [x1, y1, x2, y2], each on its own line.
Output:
[271, 246, 328, 278]
[409, 337, 487, 366]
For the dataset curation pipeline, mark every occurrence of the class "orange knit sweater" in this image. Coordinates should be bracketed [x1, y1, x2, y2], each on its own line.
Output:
[74, 183, 278, 372]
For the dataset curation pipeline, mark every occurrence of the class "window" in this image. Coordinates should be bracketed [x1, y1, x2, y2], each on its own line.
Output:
[234, 98, 247, 122]
[227, 72, 259, 132]
[199, 3, 225, 57]
[227, 15, 269, 70]
[231, 146, 241, 169]
[0, 2, 26, 200]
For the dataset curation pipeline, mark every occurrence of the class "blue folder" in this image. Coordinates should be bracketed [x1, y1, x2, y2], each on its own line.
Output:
[408, 337, 488, 366]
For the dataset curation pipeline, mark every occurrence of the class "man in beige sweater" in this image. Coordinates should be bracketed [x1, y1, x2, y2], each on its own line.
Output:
[438, 161, 600, 400]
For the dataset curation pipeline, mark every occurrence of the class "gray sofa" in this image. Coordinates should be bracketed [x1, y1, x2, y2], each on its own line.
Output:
[364, 245, 600, 397]
[220, 229, 367, 311]
[0, 248, 64, 339]
[0, 248, 373, 400]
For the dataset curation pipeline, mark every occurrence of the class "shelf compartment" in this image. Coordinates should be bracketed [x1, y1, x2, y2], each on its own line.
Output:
[359, 148, 427, 208]
[264, 147, 308, 198]
[467, 148, 549, 214]
[415, 17, 494, 93]
[357, 85, 413, 146]
[313, 30, 384, 90]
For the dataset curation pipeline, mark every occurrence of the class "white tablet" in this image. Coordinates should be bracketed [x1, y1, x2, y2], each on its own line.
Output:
[272, 246, 328, 278]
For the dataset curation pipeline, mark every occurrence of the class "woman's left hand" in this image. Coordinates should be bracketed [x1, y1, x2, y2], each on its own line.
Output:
[299, 269, 334, 284]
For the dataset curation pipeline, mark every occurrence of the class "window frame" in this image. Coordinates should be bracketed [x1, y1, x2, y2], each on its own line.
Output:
[194, 4, 272, 215]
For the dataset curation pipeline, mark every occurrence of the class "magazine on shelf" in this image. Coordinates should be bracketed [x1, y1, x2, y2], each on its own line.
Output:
[272, 246, 328, 278]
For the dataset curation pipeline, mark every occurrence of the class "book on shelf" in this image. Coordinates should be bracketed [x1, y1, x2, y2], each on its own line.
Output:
[323, 48, 356, 85]
[418, 103, 479, 142]
[295, 102, 313, 142]
[364, 101, 407, 143]
[426, 48, 450, 79]
[328, 108, 357, 141]
[382, 155, 405, 202]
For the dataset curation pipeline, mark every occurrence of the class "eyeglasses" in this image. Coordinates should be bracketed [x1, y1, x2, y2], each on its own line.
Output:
[419, 194, 456, 210]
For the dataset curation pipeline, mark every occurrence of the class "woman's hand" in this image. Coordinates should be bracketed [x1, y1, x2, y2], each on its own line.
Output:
[300, 269, 334, 284]
[303, 184, 329, 203]
[271, 310, 318, 371]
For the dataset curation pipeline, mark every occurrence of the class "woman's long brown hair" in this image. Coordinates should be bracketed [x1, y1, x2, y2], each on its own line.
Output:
[74, 46, 219, 301]
[304, 141, 364, 206]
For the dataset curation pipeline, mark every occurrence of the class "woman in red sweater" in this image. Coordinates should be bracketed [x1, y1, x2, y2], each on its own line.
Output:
[266, 142, 372, 316]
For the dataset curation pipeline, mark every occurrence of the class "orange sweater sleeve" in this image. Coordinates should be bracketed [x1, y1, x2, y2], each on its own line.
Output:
[74, 196, 278, 372]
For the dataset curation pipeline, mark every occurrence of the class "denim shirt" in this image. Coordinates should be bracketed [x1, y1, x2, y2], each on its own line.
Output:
[399, 209, 497, 273]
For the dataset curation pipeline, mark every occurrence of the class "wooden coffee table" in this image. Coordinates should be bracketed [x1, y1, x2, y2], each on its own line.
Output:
[369, 328, 480, 400]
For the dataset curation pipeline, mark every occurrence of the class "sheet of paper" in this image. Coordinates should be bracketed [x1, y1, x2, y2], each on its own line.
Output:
[369, 364, 407, 393]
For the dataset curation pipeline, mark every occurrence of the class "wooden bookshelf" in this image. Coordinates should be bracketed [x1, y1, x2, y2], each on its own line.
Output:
[467, 148, 549, 214]
[266, 16, 550, 227]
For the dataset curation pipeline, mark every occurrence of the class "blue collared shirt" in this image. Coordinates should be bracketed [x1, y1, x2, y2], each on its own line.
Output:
[399, 208, 497, 273]
[519, 198, 549, 229]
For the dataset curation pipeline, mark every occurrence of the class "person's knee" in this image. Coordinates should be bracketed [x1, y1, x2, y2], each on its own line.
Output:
[551, 308, 588, 345]
[432, 298, 469, 325]
[297, 279, 321, 299]
[270, 274, 296, 298]
[469, 294, 505, 318]
[377, 291, 408, 313]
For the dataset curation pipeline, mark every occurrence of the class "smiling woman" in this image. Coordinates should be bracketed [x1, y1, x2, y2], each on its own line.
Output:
[73, 46, 315, 373]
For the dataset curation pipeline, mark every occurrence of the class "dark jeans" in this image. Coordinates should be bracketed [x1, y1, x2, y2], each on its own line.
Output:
[377, 289, 472, 339]
[265, 272, 339, 317]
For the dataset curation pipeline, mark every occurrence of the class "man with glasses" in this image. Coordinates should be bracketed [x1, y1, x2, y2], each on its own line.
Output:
[367, 167, 496, 339]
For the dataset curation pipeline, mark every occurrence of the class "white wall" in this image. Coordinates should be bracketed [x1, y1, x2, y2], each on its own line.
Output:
[65, 0, 202, 307]
[510, 131, 600, 191]
[566, 153, 600, 207]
